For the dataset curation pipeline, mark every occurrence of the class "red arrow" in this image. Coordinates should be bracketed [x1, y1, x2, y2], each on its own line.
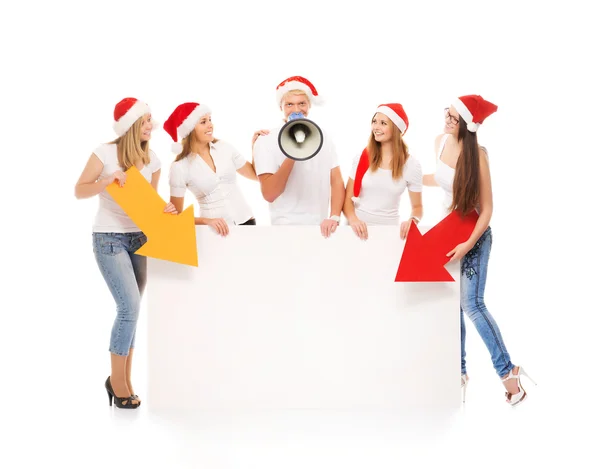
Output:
[395, 210, 479, 282]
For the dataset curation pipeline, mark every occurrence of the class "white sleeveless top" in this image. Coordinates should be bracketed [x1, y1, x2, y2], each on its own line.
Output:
[433, 134, 488, 214]
[433, 134, 455, 213]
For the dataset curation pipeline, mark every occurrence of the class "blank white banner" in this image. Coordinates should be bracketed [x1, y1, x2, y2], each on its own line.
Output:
[147, 226, 460, 412]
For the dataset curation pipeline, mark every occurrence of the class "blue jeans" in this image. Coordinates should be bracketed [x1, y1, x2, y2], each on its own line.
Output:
[93, 232, 147, 356]
[460, 227, 514, 378]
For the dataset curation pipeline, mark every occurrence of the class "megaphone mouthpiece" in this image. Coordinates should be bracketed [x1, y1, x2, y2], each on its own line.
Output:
[278, 116, 324, 162]
[294, 129, 306, 143]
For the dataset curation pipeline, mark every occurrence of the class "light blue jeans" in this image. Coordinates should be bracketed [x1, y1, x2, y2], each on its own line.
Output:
[460, 227, 514, 378]
[93, 232, 147, 356]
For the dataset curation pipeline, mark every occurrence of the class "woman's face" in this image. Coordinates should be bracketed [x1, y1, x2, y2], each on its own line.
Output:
[371, 112, 393, 143]
[444, 106, 460, 137]
[139, 114, 153, 142]
[193, 114, 214, 144]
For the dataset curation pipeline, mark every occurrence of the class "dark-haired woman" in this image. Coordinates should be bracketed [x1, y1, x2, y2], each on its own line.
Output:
[423, 95, 535, 406]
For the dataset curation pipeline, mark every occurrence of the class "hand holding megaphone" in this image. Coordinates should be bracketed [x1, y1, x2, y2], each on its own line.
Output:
[278, 112, 324, 161]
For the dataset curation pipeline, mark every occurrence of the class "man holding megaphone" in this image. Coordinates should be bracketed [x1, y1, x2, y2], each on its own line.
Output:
[253, 76, 345, 236]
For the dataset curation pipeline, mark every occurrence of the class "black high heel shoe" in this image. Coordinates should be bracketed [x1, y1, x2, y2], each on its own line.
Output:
[105, 376, 139, 409]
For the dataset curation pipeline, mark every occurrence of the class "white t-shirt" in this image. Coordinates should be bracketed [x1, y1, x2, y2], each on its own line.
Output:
[92, 143, 162, 233]
[169, 140, 254, 225]
[350, 152, 423, 225]
[253, 125, 339, 225]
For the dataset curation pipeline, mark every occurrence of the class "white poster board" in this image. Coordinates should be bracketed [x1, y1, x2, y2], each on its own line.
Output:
[147, 226, 460, 411]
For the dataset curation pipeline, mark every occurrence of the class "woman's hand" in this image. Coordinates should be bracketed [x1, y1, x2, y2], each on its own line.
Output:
[399, 219, 415, 240]
[252, 129, 270, 147]
[349, 218, 368, 240]
[446, 241, 473, 262]
[207, 218, 230, 236]
[107, 170, 127, 187]
[163, 202, 178, 215]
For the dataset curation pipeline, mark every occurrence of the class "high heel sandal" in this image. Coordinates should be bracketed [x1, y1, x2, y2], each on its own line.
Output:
[105, 376, 140, 409]
[461, 374, 469, 403]
[502, 366, 537, 407]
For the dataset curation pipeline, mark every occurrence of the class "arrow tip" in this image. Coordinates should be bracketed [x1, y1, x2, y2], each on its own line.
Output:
[395, 221, 456, 282]
[136, 205, 198, 267]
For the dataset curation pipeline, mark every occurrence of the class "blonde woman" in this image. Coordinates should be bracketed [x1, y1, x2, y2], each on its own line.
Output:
[75, 97, 176, 409]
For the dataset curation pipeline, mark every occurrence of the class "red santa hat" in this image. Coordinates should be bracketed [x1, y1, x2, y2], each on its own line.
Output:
[452, 95, 498, 132]
[353, 103, 410, 199]
[113, 97, 158, 137]
[163, 102, 212, 153]
[374, 102, 409, 135]
[275, 75, 323, 107]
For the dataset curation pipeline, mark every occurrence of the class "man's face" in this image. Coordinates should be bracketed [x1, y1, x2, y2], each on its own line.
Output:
[281, 93, 310, 119]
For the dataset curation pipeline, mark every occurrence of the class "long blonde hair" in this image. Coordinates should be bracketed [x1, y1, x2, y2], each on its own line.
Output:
[174, 128, 219, 162]
[366, 118, 409, 179]
[110, 117, 151, 170]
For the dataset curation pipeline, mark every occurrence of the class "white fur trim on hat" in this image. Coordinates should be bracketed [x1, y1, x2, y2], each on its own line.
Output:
[177, 103, 211, 140]
[376, 106, 407, 134]
[276, 81, 323, 107]
[452, 98, 478, 132]
[113, 100, 151, 137]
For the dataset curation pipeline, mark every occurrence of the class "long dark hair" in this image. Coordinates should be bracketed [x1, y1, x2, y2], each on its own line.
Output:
[451, 116, 480, 215]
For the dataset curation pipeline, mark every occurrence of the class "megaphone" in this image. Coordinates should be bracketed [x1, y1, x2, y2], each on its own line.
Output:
[278, 112, 324, 161]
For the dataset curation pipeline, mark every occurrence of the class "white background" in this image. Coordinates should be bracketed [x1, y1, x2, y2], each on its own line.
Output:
[1, 0, 599, 467]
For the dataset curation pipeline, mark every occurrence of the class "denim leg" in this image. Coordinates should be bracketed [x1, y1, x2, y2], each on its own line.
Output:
[93, 232, 146, 356]
[128, 232, 148, 350]
[460, 306, 466, 375]
[460, 227, 514, 378]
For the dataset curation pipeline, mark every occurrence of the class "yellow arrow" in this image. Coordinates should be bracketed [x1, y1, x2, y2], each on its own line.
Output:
[106, 167, 198, 267]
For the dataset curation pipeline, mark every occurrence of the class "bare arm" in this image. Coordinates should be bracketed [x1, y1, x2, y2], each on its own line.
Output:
[399, 190, 425, 240]
[407, 190, 423, 221]
[237, 161, 258, 181]
[423, 134, 444, 187]
[465, 148, 493, 247]
[258, 158, 295, 203]
[74, 153, 115, 199]
[150, 169, 161, 191]
[422, 174, 439, 186]
[170, 196, 185, 214]
[329, 166, 345, 217]
[342, 177, 359, 222]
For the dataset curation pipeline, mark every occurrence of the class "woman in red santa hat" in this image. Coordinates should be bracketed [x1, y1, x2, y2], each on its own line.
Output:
[343, 103, 423, 240]
[423, 95, 536, 406]
[164, 102, 258, 236]
[75, 97, 177, 409]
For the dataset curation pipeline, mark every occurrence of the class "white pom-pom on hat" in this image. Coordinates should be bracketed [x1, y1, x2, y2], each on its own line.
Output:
[171, 142, 183, 154]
